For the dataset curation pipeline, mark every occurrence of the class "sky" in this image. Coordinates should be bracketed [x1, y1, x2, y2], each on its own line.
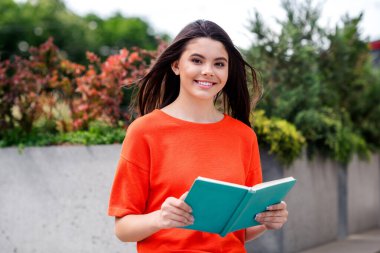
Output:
[62, 0, 380, 49]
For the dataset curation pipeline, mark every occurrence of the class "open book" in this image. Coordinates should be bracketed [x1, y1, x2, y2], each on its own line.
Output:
[182, 176, 296, 237]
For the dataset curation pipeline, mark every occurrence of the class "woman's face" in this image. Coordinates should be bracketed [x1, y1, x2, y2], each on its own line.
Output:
[171, 37, 229, 103]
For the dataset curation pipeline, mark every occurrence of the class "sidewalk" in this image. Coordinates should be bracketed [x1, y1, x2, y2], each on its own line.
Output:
[300, 228, 380, 253]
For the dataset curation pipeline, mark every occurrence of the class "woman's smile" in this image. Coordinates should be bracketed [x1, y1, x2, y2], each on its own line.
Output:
[194, 80, 216, 89]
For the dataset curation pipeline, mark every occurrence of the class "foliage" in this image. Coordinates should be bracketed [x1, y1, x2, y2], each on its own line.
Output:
[246, 0, 323, 120]
[0, 121, 126, 147]
[72, 47, 153, 129]
[0, 38, 156, 141]
[0, 0, 164, 63]
[2, 0, 379, 168]
[88, 13, 160, 52]
[319, 14, 380, 151]
[0, 38, 74, 133]
[294, 108, 369, 163]
[251, 110, 305, 166]
[245, 0, 379, 164]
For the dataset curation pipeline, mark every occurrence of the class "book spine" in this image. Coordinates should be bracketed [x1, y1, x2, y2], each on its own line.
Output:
[219, 190, 253, 237]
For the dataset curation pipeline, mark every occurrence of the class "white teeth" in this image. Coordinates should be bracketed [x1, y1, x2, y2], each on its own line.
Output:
[197, 81, 213, 86]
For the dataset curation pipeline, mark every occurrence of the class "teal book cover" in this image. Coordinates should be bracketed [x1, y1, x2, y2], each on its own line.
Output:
[182, 176, 296, 237]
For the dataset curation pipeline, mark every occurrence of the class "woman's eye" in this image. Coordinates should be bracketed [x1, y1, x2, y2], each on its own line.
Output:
[215, 62, 225, 67]
[191, 58, 202, 64]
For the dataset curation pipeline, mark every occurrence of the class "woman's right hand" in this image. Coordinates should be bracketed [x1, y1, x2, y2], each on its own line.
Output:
[114, 192, 193, 242]
[154, 192, 194, 229]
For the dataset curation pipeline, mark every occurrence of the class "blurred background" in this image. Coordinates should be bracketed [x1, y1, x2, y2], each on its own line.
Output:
[0, 0, 379, 253]
[1, 0, 379, 158]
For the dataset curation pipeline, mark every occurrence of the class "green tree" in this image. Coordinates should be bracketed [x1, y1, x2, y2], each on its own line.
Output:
[246, 0, 323, 121]
[246, 0, 377, 163]
[0, 0, 165, 62]
[83, 13, 162, 58]
[102, 14, 157, 50]
[320, 14, 380, 150]
[0, 0, 89, 62]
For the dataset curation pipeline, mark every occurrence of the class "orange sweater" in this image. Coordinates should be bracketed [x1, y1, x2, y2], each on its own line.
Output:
[108, 109, 262, 252]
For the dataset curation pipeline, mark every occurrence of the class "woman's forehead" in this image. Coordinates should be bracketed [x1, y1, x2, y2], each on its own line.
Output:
[183, 37, 228, 59]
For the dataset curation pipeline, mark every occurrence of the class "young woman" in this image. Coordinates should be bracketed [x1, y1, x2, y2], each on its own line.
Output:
[108, 20, 288, 252]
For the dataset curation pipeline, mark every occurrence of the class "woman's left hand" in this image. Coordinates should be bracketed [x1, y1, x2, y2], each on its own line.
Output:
[254, 201, 288, 230]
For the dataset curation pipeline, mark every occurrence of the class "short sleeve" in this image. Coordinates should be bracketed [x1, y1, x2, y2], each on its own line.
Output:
[108, 157, 149, 217]
[108, 124, 151, 217]
[245, 133, 263, 186]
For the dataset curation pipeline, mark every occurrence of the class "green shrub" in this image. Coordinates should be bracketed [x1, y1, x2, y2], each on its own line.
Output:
[245, 0, 379, 165]
[294, 109, 370, 164]
[251, 110, 305, 165]
[56, 121, 126, 145]
[0, 121, 126, 148]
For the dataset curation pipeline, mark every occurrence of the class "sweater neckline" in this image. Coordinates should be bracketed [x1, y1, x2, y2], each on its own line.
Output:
[154, 109, 229, 127]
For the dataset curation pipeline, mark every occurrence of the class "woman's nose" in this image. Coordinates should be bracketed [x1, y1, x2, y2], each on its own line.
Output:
[201, 64, 214, 76]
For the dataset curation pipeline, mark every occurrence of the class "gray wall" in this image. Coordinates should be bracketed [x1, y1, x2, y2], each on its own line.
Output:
[246, 152, 341, 253]
[283, 153, 340, 252]
[347, 154, 380, 234]
[0, 145, 136, 253]
[1, 145, 379, 253]
[247, 151, 380, 253]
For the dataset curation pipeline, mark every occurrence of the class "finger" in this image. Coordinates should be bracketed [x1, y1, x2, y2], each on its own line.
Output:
[264, 222, 285, 230]
[167, 212, 193, 224]
[256, 216, 287, 223]
[258, 210, 288, 218]
[179, 191, 188, 201]
[179, 192, 192, 213]
[167, 197, 192, 213]
[161, 211, 194, 226]
[266, 201, 287, 211]
[161, 217, 190, 228]
[162, 204, 194, 222]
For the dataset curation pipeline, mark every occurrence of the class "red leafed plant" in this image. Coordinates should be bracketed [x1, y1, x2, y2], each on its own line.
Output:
[0, 37, 162, 136]
[73, 48, 153, 130]
[0, 38, 70, 133]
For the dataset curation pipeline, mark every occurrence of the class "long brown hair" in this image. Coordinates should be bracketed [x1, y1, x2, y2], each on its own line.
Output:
[137, 20, 261, 127]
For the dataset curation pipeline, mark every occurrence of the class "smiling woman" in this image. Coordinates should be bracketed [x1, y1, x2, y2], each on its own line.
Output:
[107, 20, 289, 252]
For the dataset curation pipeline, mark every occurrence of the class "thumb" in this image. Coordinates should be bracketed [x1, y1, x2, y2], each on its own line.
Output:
[179, 191, 189, 201]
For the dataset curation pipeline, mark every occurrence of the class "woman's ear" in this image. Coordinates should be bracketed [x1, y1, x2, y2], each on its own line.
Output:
[171, 61, 180, 75]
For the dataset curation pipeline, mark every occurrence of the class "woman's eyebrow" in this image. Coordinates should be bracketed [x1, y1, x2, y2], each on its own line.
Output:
[190, 53, 228, 62]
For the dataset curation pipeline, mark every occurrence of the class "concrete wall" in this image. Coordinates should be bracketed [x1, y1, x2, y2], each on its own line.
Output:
[247, 151, 341, 253]
[283, 153, 340, 252]
[347, 154, 380, 234]
[1, 145, 379, 253]
[0, 145, 136, 253]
